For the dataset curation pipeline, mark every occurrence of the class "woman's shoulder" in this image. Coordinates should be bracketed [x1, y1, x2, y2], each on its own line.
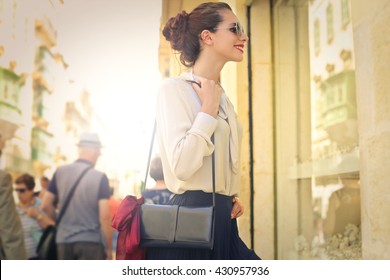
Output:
[160, 74, 190, 89]
[34, 197, 42, 207]
[158, 73, 197, 104]
[160, 71, 193, 87]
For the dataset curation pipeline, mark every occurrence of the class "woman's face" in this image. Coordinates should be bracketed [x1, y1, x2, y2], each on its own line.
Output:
[211, 9, 249, 63]
[15, 183, 34, 204]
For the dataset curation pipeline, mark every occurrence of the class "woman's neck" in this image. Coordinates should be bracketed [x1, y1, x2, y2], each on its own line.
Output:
[19, 197, 35, 208]
[193, 53, 225, 82]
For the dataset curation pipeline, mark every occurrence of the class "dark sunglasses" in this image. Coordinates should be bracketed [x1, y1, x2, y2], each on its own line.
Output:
[213, 22, 245, 36]
[14, 188, 27, 193]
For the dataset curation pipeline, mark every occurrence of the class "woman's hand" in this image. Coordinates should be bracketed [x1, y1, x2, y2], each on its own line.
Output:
[25, 206, 55, 228]
[24, 206, 41, 219]
[191, 77, 222, 118]
[231, 197, 244, 219]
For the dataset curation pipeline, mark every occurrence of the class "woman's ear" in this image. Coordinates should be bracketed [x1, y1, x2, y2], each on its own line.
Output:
[200, 30, 213, 45]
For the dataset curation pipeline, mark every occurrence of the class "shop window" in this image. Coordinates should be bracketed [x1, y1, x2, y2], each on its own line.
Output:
[274, 0, 361, 260]
[309, 0, 360, 259]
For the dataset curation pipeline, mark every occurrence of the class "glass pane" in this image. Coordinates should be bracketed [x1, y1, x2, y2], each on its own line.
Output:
[308, 0, 361, 259]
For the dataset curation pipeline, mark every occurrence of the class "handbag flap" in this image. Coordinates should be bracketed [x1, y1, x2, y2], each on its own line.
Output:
[140, 204, 178, 243]
[175, 206, 213, 243]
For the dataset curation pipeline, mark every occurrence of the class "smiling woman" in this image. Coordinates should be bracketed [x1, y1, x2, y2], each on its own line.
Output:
[14, 173, 54, 259]
[145, 1, 259, 260]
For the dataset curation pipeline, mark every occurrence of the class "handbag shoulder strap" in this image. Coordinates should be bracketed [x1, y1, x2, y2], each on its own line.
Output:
[56, 165, 92, 225]
[143, 120, 216, 207]
[142, 120, 156, 193]
[211, 134, 216, 207]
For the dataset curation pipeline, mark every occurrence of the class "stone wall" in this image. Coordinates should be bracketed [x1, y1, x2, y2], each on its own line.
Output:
[352, 0, 390, 259]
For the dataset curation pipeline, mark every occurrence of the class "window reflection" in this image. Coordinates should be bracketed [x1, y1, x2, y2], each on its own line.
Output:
[308, 0, 361, 259]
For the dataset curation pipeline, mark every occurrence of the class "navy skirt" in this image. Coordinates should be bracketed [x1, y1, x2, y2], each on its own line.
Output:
[145, 191, 261, 260]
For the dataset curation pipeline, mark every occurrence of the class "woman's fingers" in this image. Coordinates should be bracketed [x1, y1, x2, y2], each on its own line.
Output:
[231, 197, 244, 219]
[191, 78, 222, 117]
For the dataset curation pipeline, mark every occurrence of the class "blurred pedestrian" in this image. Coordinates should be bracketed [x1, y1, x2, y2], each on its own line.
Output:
[14, 173, 54, 259]
[42, 132, 112, 260]
[0, 133, 26, 260]
[34, 176, 50, 199]
[141, 155, 173, 204]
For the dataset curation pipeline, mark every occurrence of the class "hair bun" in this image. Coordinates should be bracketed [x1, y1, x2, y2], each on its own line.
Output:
[162, 10, 189, 51]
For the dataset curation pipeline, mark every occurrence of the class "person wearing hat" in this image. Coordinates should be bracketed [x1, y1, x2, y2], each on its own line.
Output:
[42, 132, 112, 259]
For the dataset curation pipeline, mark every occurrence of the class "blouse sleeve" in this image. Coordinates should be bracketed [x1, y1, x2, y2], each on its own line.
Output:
[156, 78, 218, 181]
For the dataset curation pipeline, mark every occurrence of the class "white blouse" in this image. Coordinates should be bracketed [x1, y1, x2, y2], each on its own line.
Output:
[156, 72, 242, 196]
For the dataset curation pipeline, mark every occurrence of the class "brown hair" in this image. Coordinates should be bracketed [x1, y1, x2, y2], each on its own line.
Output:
[15, 173, 36, 190]
[162, 2, 232, 67]
[149, 156, 164, 181]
